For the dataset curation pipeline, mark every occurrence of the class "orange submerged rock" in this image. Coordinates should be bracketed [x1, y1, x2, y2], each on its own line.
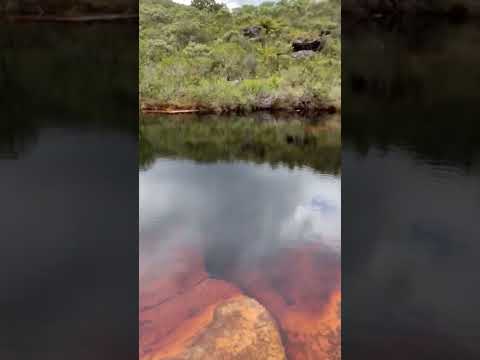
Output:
[231, 244, 341, 360]
[140, 247, 286, 360]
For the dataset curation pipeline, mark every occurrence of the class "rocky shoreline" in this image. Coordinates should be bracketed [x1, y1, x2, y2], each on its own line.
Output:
[140, 102, 340, 116]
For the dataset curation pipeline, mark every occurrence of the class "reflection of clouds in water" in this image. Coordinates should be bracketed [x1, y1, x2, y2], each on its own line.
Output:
[139, 159, 340, 274]
[280, 179, 341, 253]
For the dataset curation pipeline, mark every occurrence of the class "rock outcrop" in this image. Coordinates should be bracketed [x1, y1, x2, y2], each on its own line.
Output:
[242, 25, 263, 39]
[292, 50, 317, 60]
[140, 247, 286, 360]
[292, 38, 326, 52]
[230, 244, 341, 360]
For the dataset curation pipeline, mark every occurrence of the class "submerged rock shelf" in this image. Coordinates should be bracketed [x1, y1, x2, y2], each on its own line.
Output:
[139, 244, 340, 360]
[139, 247, 286, 360]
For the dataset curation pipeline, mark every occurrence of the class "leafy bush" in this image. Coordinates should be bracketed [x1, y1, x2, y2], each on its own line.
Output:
[140, 0, 340, 111]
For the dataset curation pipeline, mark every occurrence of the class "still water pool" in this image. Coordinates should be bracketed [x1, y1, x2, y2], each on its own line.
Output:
[139, 114, 341, 360]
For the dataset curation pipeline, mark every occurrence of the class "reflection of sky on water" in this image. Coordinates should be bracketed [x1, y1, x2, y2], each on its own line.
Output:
[139, 159, 340, 274]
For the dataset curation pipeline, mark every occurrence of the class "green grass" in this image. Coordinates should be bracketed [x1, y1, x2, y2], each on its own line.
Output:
[140, 0, 340, 112]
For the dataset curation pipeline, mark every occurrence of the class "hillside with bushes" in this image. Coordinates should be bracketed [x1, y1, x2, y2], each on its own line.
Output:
[140, 0, 340, 113]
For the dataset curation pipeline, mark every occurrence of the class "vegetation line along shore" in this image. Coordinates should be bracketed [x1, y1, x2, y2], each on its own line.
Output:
[140, 0, 340, 114]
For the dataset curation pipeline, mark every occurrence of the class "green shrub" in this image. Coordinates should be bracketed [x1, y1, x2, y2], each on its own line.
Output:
[140, 0, 340, 110]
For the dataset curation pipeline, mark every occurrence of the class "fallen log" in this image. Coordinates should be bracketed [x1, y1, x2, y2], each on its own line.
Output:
[142, 109, 201, 114]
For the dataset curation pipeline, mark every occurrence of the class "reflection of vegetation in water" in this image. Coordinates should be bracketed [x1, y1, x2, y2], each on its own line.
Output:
[343, 20, 480, 168]
[139, 125, 155, 170]
[140, 114, 340, 174]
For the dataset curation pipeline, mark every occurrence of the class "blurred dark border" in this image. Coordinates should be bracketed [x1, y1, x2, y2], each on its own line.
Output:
[0, 18, 138, 360]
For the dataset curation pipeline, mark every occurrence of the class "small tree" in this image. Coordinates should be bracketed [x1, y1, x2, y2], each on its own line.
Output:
[191, 0, 224, 12]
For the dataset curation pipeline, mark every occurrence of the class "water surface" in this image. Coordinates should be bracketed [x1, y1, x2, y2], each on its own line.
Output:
[139, 114, 341, 359]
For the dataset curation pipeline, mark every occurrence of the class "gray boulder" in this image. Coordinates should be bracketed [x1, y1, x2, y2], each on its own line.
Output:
[242, 26, 263, 39]
[292, 50, 316, 60]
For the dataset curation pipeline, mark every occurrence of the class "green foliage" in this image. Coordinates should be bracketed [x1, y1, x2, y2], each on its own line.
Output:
[191, 0, 225, 12]
[140, 0, 340, 111]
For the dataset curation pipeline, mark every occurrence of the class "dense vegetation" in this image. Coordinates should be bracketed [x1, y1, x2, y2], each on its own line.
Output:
[140, 114, 340, 173]
[140, 0, 340, 112]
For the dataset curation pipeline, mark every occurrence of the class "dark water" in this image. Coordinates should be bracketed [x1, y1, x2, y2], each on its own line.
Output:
[0, 24, 138, 359]
[343, 19, 480, 359]
[139, 115, 341, 358]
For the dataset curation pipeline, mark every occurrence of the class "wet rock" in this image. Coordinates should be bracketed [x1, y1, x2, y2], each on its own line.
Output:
[152, 296, 287, 360]
[292, 50, 317, 60]
[255, 94, 275, 109]
[140, 247, 286, 360]
[230, 244, 341, 360]
[242, 25, 263, 39]
[140, 247, 240, 359]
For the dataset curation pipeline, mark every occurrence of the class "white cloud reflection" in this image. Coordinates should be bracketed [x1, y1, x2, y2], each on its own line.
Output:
[139, 159, 340, 274]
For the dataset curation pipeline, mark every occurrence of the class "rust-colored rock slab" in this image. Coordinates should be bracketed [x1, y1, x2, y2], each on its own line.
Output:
[149, 296, 287, 360]
[140, 247, 241, 359]
[140, 247, 286, 360]
[231, 244, 341, 360]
